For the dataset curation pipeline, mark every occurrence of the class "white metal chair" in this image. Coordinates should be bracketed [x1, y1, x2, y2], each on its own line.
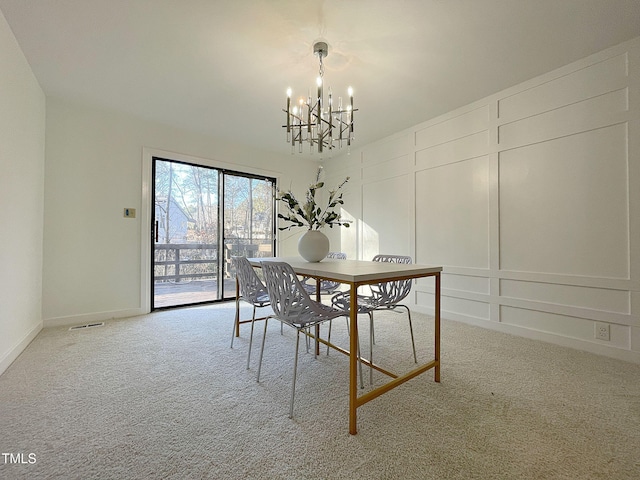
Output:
[332, 254, 416, 384]
[301, 252, 347, 296]
[301, 252, 349, 353]
[256, 261, 353, 418]
[230, 256, 270, 370]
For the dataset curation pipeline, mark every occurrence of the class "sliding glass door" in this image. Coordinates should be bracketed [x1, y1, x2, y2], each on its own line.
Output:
[221, 173, 275, 298]
[152, 158, 275, 309]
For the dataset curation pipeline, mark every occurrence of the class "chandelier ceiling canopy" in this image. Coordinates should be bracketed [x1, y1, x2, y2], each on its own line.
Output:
[284, 41, 358, 156]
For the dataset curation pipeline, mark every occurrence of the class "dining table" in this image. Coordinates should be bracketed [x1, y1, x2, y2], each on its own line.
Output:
[247, 256, 442, 435]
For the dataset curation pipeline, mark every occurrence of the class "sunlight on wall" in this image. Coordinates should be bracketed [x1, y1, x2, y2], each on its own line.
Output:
[339, 207, 360, 258]
[361, 219, 379, 261]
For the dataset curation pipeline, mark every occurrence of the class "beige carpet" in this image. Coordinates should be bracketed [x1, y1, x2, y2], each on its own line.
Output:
[0, 303, 639, 479]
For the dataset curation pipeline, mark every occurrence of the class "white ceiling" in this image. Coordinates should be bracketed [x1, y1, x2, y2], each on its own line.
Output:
[2, 0, 640, 157]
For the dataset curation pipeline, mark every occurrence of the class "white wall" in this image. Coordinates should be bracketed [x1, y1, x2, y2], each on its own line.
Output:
[0, 10, 45, 374]
[323, 37, 640, 363]
[43, 97, 311, 326]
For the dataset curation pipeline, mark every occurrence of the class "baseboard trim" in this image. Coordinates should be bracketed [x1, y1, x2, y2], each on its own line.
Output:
[44, 308, 146, 328]
[0, 321, 43, 376]
[412, 305, 640, 365]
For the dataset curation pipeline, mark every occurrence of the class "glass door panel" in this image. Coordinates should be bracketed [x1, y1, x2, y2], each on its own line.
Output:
[222, 174, 275, 298]
[153, 159, 220, 308]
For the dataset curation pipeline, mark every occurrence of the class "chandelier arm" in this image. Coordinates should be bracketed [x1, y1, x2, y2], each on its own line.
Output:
[283, 40, 355, 155]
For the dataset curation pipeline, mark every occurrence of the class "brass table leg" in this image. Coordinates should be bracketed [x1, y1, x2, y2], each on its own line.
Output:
[435, 272, 441, 382]
[349, 282, 358, 435]
[315, 278, 321, 356]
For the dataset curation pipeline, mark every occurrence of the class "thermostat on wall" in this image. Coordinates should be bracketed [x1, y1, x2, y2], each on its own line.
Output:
[124, 208, 136, 218]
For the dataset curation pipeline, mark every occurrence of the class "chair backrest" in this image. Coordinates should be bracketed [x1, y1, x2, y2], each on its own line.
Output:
[370, 254, 413, 306]
[261, 261, 320, 322]
[232, 256, 269, 305]
[319, 252, 346, 291]
[300, 252, 346, 294]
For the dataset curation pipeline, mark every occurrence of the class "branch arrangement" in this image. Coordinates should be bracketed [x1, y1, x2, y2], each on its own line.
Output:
[276, 167, 351, 231]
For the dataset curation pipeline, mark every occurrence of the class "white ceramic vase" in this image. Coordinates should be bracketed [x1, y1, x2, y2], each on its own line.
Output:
[297, 230, 330, 262]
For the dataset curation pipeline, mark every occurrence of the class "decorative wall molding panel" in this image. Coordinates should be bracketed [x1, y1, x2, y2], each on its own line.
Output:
[324, 36, 640, 363]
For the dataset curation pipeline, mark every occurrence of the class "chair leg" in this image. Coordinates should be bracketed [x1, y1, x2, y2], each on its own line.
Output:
[326, 314, 353, 344]
[369, 312, 374, 385]
[232, 304, 259, 351]
[327, 317, 363, 387]
[289, 330, 301, 419]
[230, 317, 238, 349]
[402, 305, 417, 363]
[371, 316, 376, 345]
[256, 318, 270, 382]
[305, 327, 313, 356]
[230, 298, 240, 348]
[246, 313, 257, 370]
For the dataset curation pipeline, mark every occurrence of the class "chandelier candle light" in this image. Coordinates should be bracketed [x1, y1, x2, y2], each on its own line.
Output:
[284, 41, 357, 155]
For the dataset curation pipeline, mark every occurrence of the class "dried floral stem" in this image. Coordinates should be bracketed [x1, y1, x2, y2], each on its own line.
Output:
[276, 166, 351, 231]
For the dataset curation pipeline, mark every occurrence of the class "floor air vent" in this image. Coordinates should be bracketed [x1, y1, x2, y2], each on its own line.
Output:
[69, 322, 105, 331]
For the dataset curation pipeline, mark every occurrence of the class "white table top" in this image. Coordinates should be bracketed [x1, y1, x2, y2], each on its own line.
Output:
[248, 256, 442, 284]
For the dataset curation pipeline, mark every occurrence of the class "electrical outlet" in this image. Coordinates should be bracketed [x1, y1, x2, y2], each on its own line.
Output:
[595, 322, 610, 341]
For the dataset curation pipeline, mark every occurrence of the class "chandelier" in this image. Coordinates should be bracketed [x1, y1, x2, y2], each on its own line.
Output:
[284, 41, 357, 155]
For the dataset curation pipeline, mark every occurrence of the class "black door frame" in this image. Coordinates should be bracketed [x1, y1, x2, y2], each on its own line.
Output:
[151, 156, 277, 310]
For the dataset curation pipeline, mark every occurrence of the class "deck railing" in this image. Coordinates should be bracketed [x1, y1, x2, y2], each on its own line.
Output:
[154, 241, 273, 283]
